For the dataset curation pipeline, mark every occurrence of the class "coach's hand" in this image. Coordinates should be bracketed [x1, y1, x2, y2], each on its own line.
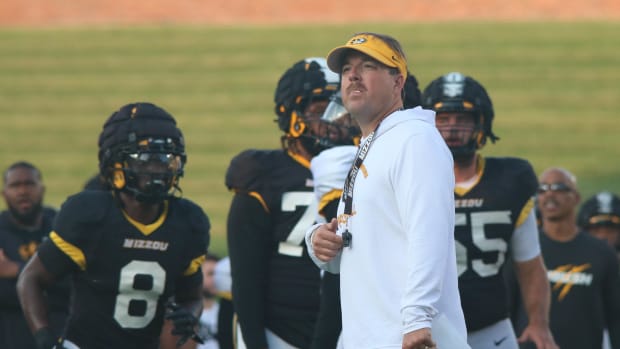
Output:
[312, 218, 343, 262]
[403, 328, 436, 349]
[165, 301, 204, 347]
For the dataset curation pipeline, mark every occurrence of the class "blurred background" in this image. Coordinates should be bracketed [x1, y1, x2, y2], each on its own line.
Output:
[1, 0, 619, 256]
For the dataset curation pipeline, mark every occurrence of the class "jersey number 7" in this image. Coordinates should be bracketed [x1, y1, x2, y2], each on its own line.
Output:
[278, 192, 317, 257]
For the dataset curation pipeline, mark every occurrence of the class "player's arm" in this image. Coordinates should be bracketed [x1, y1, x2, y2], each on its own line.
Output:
[18, 192, 92, 332]
[162, 201, 211, 349]
[511, 208, 557, 348]
[514, 257, 550, 327]
[17, 226, 78, 347]
[16, 253, 61, 348]
[514, 256, 558, 349]
[227, 193, 271, 349]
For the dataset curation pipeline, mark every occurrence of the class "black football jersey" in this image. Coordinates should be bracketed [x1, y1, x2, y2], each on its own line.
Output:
[226, 149, 321, 348]
[37, 190, 210, 349]
[455, 157, 538, 331]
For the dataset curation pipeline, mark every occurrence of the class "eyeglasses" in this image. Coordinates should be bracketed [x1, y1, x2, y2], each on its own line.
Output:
[537, 182, 572, 194]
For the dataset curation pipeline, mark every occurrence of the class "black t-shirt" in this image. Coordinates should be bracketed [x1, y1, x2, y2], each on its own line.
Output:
[0, 207, 70, 349]
[513, 232, 620, 349]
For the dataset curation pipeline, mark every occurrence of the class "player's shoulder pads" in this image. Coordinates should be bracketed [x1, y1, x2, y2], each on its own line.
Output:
[172, 198, 211, 236]
[225, 149, 283, 193]
[487, 156, 537, 194]
[57, 190, 115, 224]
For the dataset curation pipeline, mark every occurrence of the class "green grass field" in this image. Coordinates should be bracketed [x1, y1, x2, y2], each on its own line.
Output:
[1, 22, 619, 256]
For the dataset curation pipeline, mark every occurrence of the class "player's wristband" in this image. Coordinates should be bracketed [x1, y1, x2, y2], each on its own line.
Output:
[33, 327, 57, 349]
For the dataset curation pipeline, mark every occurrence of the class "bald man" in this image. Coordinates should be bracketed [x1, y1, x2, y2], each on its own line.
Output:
[510, 167, 620, 349]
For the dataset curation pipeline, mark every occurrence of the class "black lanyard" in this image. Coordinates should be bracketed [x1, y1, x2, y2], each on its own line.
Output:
[341, 122, 382, 247]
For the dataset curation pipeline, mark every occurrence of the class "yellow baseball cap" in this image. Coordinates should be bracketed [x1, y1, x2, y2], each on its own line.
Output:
[326, 33, 408, 79]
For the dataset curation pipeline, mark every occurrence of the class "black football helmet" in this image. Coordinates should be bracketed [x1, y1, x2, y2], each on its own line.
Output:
[577, 191, 620, 229]
[422, 72, 499, 155]
[274, 57, 339, 155]
[98, 102, 186, 203]
[403, 71, 422, 109]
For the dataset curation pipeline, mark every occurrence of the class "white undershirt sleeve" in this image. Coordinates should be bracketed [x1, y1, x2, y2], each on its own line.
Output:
[510, 208, 541, 262]
[305, 223, 341, 274]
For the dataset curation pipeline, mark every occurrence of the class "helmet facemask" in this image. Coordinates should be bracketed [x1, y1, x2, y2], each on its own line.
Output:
[296, 92, 361, 156]
[110, 137, 185, 204]
[283, 96, 332, 157]
[435, 109, 484, 158]
[124, 151, 183, 203]
[315, 91, 360, 148]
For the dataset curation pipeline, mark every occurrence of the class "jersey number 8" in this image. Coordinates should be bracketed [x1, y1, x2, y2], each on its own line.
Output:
[114, 260, 166, 328]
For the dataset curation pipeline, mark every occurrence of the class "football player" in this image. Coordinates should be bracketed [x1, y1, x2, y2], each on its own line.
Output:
[225, 57, 343, 349]
[578, 191, 620, 255]
[422, 73, 558, 349]
[17, 102, 211, 349]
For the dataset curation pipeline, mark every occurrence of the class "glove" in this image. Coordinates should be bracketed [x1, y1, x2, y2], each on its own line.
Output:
[33, 327, 57, 349]
[165, 301, 205, 347]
